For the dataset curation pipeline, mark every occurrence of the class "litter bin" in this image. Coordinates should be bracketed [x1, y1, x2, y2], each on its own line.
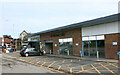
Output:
[9, 49, 13, 53]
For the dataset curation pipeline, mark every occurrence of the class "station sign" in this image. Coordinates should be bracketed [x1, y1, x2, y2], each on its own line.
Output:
[112, 42, 117, 45]
[80, 51, 82, 54]
[117, 51, 120, 55]
[50, 33, 65, 37]
[57, 50, 59, 53]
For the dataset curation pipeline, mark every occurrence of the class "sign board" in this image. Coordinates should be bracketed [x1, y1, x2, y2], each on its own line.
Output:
[117, 51, 120, 55]
[112, 42, 117, 45]
[55, 44, 57, 47]
[57, 50, 59, 53]
[76, 43, 79, 46]
[80, 51, 82, 54]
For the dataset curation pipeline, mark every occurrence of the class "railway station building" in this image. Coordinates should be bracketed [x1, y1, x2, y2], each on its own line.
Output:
[25, 14, 120, 59]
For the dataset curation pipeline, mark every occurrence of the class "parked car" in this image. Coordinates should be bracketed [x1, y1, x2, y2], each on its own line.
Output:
[20, 48, 43, 57]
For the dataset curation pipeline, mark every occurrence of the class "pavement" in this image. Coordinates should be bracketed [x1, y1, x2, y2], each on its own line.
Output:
[1, 51, 120, 74]
[46, 54, 119, 63]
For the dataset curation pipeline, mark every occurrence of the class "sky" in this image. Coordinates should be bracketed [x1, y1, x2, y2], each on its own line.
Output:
[0, 0, 119, 38]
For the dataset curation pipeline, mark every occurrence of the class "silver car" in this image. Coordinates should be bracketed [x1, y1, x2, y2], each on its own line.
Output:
[20, 48, 43, 57]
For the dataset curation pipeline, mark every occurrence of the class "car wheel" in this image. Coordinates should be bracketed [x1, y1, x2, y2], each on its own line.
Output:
[25, 53, 29, 57]
[39, 53, 42, 56]
[20, 55, 23, 57]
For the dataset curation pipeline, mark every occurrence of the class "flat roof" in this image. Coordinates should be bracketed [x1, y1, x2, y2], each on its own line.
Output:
[25, 13, 120, 37]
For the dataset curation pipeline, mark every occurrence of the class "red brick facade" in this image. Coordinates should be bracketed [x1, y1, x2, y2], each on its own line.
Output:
[105, 33, 120, 59]
[40, 28, 120, 59]
[40, 28, 82, 56]
[4, 38, 11, 43]
[0, 37, 2, 43]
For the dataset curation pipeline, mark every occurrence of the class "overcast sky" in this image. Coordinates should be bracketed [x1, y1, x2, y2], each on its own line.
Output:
[0, 0, 119, 38]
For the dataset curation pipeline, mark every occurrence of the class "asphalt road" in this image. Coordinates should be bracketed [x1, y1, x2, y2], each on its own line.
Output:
[0, 54, 2, 75]
[1, 54, 56, 73]
[1, 51, 120, 74]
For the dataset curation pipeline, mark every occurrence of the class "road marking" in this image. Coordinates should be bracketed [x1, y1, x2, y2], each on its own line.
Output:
[46, 67, 64, 73]
[47, 61, 56, 68]
[91, 64, 101, 74]
[108, 63, 120, 68]
[62, 60, 65, 63]
[37, 61, 41, 64]
[76, 63, 111, 73]
[58, 65, 61, 70]
[67, 64, 71, 67]
[99, 63, 115, 74]
[40, 62, 46, 66]
[81, 66, 84, 71]
[69, 68, 72, 73]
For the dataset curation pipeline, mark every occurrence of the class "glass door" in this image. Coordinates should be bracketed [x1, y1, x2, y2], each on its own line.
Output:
[97, 40, 105, 58]
[83, 41, 89, 56]
[89, 40, 97, 57]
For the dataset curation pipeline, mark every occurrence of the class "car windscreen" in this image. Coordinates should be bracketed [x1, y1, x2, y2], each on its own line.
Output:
[21, 48, 26, 51]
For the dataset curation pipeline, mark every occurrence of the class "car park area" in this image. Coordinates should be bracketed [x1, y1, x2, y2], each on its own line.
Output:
[2, 52, 120, 74]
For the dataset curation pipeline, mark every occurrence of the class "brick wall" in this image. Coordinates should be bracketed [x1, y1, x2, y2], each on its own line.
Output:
[105, 33, 120, 59]
[4, 38, 11, 43]
[0, 37, 2, 44]
[40, 28, 82, 56]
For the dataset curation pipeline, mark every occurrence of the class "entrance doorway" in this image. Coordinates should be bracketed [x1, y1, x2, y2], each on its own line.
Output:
[83, 35, 105, 58]
[59, 38, 73, 55]
[44, 40, 53, 54]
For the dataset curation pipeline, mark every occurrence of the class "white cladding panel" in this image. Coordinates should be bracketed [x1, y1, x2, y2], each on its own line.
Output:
[82, 21, 118, 36]
[119, 21, 120, 33]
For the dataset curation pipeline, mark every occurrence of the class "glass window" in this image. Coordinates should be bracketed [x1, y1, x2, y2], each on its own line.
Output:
[59, 39, 62, 42]
[82, 37, 89, 41]
[89, 36, 96, 40]
[68, 38, 72, 42]
[59, 38, 73, 55]
[84, 41, 89, 56]
[63, 39, 68, 42]
[33, 49, 37, 51]
[83, 35, 105, 58]
[89, 40, 96, 57]
[97, 40, 105, 58]
[97, 35, 104, 40]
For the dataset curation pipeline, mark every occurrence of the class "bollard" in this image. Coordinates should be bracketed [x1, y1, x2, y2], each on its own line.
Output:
[67, 50, 69, 55]
[81, 53, 82, 57]
[119, 55, 120, 60]
[50, 50, 51, 54]
[80, 51, 82, 58]
[97, 51, 99, 59]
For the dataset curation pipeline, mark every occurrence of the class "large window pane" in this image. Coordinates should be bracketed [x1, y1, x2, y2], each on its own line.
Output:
[89, 36, 96, 40]
[82, 37, 89, 41]
[90, 40, 96, 57]
[97, 40, 105, 58]
[97, 35, 104, 40]
[59, 38, 73, 55]
[84, 41, 89, 56]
